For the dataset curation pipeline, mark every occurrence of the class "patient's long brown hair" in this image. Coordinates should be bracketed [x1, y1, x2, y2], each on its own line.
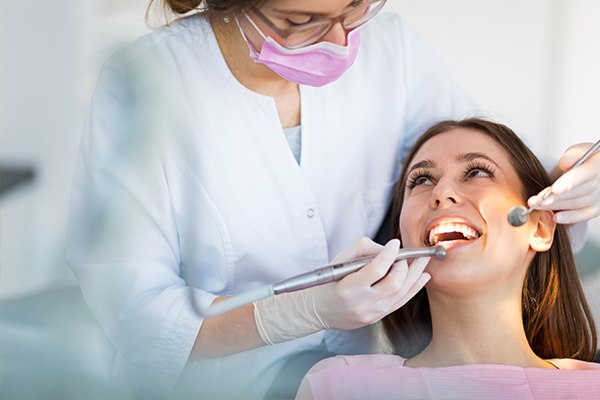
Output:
[383, 118, 597, 361]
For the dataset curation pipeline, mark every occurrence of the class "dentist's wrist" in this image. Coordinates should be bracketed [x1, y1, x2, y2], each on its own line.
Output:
[253, 289, 328, 345]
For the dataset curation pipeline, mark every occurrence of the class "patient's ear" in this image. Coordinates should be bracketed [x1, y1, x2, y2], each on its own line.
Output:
[529, 210, 556, 252]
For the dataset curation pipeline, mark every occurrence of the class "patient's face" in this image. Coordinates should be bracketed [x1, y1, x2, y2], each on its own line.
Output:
[400, 128, 536, 295]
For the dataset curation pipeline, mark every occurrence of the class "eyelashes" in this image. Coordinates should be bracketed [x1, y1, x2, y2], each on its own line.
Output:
[406, 161, 496, 189]
[285, 17, 312, 26]
[463, 161, 496, 180]
[406, 170, 434, 189]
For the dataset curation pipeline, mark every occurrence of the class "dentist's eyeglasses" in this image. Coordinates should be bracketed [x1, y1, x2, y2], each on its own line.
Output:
[243, 0, 387, 49]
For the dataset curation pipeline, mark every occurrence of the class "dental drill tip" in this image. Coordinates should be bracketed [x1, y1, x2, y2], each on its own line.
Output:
[507, 205, 528, 227]
[433, 246, 447, 260]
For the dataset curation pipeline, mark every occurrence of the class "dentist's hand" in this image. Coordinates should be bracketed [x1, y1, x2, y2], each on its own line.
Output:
[253, 238, 431, 344]
[530, 142, 600, 224]
[314, 238, 431, 330]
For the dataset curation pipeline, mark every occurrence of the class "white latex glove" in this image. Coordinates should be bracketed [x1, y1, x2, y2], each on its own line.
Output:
[253, 238, 431, 344]
[531, 142, 600, 224]
[314, 238, 431, 330]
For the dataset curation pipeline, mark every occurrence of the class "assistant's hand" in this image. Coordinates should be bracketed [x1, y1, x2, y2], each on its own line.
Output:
[313, 238, 431, 330]
[530, 142, 600, 224]
[252, 238, 431, 344]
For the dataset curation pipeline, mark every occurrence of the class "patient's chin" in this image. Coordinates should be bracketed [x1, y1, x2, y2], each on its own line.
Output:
[425, 262, 494, 292]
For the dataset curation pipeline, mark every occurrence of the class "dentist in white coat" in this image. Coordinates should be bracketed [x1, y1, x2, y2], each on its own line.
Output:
[66, 0, 600, 398]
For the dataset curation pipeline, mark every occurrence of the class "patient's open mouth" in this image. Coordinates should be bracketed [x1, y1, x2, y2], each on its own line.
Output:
[426, 222, 481, 247]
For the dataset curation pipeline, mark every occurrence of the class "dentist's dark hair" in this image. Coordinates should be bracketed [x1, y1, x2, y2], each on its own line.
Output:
[383, 118, 597, 361]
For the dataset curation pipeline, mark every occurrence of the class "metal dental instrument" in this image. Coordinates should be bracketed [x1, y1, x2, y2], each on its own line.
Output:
[197, 246, 446, 317]
[508, 138, 600, 227]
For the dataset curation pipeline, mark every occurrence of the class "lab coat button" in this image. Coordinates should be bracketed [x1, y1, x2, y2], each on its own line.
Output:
[307, 208, 315, 218]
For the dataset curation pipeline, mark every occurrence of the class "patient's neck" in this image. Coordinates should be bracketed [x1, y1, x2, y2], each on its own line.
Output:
[405, 290, 549, 369]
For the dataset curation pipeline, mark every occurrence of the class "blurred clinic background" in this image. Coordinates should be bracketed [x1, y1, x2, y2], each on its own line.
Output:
[1, 0, 599, 398]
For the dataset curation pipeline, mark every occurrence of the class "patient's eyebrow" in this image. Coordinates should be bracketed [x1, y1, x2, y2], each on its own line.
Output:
[457, 152, 503, 170]
[407, 159, 435, 173]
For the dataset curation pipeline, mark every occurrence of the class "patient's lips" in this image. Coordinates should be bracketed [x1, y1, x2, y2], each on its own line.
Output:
[425, 218, 481, 249]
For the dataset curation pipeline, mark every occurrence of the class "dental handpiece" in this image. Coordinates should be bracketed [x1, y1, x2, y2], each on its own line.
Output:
[507, 138, 600, 227]
[200, 246, 446, 317]
[272, 246, 446, 294]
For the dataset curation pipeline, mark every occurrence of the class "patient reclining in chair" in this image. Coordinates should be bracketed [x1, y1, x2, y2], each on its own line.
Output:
[297, 119, 600, 399]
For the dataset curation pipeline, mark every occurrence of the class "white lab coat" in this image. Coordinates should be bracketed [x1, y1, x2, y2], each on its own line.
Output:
[66, 12, 478, 398]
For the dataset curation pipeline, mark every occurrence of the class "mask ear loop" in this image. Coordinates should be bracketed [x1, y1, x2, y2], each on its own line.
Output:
[234, 15, 263, 58]
[236, 11, 268, 42]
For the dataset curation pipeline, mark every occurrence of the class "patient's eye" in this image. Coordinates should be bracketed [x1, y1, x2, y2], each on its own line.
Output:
[407, 170, 434, 188]
[463, 162, 496, 180]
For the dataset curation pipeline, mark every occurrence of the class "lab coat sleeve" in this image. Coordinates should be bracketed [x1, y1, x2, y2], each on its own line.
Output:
[66, 55, 212, 393]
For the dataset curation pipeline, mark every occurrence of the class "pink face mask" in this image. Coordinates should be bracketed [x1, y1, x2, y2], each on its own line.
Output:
[236, 15, 362, 87]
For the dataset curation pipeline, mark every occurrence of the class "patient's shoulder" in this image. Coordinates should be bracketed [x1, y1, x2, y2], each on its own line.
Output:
[549, 358, 600, 370]
[309, 354, 407, 374]
[296, 354, 407, 399]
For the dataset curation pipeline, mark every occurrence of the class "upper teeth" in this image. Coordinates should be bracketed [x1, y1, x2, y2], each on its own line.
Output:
[428, 223, 480, 245]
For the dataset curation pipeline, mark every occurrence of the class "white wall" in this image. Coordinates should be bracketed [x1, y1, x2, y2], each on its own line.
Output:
[0, 0, 149, 299]
[1, 0, 82, 297]
[550, 0, 600, 157]
[386, 0, 554, 149]
[385, 0, 599, 151]
[1, 0, 599, 300]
